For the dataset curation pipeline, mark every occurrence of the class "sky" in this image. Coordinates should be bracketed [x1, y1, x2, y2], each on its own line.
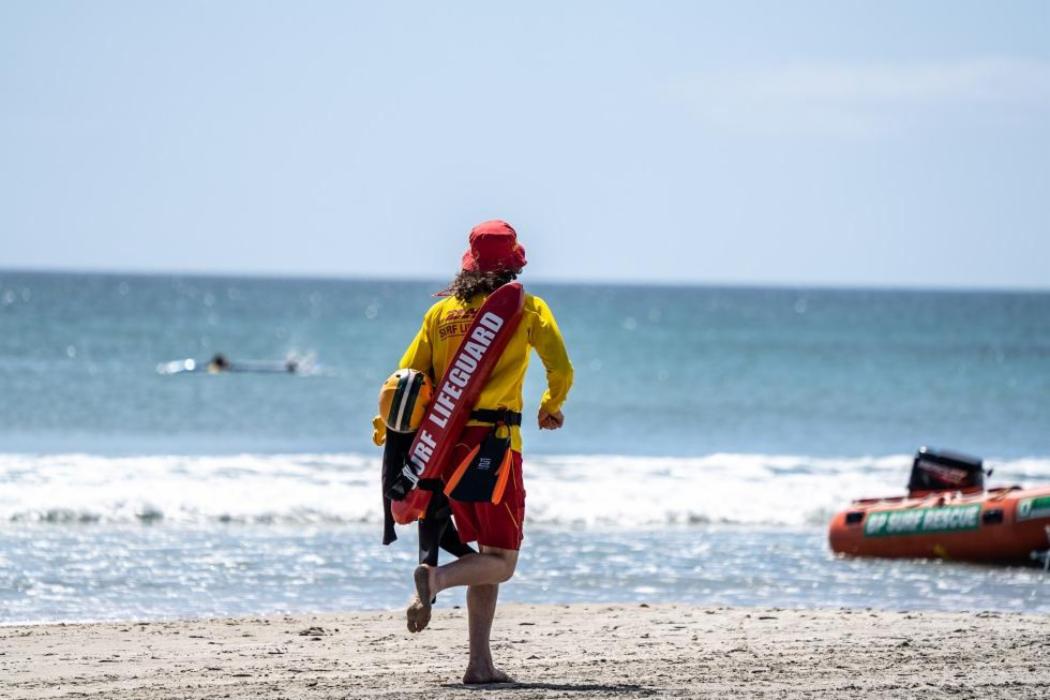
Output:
[1, 1, 1047, 288]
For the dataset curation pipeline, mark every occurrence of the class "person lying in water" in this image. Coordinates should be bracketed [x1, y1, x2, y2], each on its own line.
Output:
[207, 353, 231, 373]
[207, 353, 299, 374]
[157, 353, 312, 376]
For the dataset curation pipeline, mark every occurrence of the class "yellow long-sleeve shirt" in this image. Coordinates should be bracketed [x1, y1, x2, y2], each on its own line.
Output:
[398, 291, 573, 452]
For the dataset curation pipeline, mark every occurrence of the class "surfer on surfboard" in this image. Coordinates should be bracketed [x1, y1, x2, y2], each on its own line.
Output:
[156, 353, 311, 375]
[388, 219, 573, 684]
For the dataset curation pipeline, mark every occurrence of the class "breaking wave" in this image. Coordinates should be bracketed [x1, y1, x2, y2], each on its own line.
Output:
[2, 452, 1049, 528]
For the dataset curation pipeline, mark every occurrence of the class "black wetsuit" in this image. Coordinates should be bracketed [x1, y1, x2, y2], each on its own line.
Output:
[381, 429, 474, 566]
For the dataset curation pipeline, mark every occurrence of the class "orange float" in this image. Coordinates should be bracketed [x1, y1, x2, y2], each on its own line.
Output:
[829, 448, 1050, 564]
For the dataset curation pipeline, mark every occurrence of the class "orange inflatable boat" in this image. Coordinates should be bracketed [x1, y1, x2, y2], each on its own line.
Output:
[829, 448, 1050, 564]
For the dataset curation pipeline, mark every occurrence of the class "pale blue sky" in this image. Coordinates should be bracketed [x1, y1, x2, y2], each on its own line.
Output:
[1, 1, 1047, 288]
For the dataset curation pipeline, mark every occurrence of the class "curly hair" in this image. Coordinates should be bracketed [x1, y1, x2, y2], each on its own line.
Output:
[444, 268, 520, 302]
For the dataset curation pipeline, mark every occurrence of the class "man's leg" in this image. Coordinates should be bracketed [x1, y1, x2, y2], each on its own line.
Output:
[426, 545, 516, 683]
[405, 448, 525, 679]
[407, 546, 518, 631]
[429, 544, 518, 594]
[463, 580, 512, 684]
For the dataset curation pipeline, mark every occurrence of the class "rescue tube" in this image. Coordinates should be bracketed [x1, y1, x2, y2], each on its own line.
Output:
[829, 448, 1050, 564]
[390, 282, 525, 525]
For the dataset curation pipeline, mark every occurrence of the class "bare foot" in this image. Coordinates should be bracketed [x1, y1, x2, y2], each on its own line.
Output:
[463, 665, 515, 685]
[405, 565, 432, 633]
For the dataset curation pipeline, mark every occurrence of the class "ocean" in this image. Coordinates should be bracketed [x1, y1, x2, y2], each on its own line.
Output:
[1, 270, 1048, 623]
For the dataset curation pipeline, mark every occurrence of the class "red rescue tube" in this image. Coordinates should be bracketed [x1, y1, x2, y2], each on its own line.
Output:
[828, 487, 1050, 563]
[391, 283, 525, 524]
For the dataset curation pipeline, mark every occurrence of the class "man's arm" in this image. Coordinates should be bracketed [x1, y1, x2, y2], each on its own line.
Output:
[530, 297, 573, 430]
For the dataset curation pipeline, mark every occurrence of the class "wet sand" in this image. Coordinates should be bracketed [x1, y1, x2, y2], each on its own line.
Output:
[2, 604, 1048, 699]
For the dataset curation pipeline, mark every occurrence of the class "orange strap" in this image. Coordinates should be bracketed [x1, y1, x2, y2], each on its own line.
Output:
[490, 447, 514, 505]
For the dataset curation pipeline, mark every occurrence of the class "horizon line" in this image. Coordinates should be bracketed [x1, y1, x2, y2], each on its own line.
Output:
[1, 264, 1048, 295]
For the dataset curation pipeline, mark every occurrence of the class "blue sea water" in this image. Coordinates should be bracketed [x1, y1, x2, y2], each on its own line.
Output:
[1, 270, 1049, 622]
[2, 271, 1048, 458]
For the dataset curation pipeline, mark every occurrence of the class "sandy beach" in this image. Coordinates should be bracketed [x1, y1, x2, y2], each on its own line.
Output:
[2, 604, 1048, 699]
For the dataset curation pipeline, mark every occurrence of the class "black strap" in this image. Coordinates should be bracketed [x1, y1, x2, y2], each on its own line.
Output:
[470, 409, 522, 426]
[417, 478, 444, 492]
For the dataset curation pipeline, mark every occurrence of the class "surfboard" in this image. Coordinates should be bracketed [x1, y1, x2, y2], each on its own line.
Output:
[390, 282, 525, 525]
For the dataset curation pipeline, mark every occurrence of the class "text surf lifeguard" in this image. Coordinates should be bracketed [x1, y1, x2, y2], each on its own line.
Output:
[409, 311, 504, 474]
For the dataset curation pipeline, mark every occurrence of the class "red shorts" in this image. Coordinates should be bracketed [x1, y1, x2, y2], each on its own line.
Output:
[444, 426, 526, 551]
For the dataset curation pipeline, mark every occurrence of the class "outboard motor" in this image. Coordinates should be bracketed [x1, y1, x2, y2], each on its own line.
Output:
[907, 447, 985, 496]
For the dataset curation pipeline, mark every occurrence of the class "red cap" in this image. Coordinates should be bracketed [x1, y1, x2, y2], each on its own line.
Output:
[460, 220, 527, 273]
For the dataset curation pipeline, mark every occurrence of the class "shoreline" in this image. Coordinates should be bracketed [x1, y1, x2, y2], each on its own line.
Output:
[1, 594, 1046, 629]
[2, 604, 1048, 699]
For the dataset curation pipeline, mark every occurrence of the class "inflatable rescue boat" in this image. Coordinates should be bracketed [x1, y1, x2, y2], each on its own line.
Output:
[829, 448, 1050, 565]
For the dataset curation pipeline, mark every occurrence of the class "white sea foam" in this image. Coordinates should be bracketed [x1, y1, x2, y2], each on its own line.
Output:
[1, 452, 1048, 528]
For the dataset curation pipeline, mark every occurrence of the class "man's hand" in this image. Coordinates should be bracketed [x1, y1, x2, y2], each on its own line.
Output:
[538, 408, 564, 430]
